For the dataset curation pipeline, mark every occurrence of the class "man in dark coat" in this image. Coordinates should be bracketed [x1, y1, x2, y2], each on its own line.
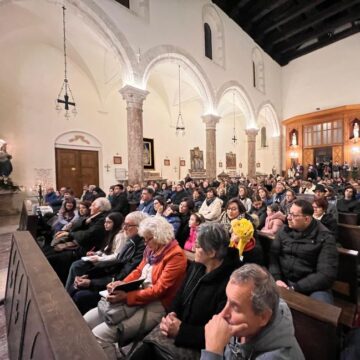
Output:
[269, 199, 338, 304]
[110, 184, 130, 216]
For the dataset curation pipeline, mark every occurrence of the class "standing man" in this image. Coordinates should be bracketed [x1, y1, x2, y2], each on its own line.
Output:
[201, 264, 304, 360]
[269, 199, 338, 304]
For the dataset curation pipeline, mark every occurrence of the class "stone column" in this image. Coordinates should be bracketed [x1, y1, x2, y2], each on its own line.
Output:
[119, 85, 149, 185]
[245, 128, 259, 178]
[202, 115, 221, 180]
[270, 135, 282, 176]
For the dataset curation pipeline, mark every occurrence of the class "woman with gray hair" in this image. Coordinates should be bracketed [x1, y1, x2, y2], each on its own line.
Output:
[130, 222, 241, 360]
[84, 216, 187, 358]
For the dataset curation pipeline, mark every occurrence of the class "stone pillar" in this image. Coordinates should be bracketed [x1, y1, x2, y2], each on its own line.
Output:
[245, 128, 259, 178]
[119, 85, 149, 185]
[202, 115, 221, 180]
[271, 135, 282, 176]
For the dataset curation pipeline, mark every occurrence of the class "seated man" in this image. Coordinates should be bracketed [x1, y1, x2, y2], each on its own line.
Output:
[201, 264, 304, 360]
[337, 185, 360, 214]
[137, 187, 156, 215]
[269, 199, 338, 304]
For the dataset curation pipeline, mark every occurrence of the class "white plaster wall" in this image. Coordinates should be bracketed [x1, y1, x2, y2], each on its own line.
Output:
[282, 33, 360, 119]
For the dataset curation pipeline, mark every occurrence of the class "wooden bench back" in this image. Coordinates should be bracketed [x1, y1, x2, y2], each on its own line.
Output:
[279, 287, 341, 360]
[338, 212, 360, 225]
[5, 231, 107, 360]
[18, 201, 38, 239]
[337, 223, 360, 254]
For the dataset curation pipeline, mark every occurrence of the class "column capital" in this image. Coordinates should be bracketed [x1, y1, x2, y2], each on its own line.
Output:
[119, 85, 149, 109]
[202, 114, 221, 130]
[245, 128, 259, 140]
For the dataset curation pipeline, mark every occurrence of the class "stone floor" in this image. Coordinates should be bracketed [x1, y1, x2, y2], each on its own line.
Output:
[0, 214, 19, 360]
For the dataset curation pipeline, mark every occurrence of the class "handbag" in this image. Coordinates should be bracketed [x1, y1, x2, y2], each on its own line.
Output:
[54, 241, 79, 252]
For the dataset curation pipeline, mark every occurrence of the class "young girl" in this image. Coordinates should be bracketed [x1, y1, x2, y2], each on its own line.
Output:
[260, 203, 286, 235]
[184, 213, 205, 252]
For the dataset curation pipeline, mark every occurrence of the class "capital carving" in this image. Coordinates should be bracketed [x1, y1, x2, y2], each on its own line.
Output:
[202, 114, 221, 130]
[245, 128, 259, 140]
[119, 85, 149, 109]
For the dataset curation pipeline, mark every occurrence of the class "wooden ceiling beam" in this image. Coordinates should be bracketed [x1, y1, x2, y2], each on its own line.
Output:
[278, 23, 360, 65]
[274, 8, 360, 55]
[255, 0, 326, 40]
[264, 0, 360, 47]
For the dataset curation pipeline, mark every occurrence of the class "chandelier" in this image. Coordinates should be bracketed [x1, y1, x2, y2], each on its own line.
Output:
[231, 91, 237, 144]
[55, 6, 77, 118]
[176, 65, 185, 136]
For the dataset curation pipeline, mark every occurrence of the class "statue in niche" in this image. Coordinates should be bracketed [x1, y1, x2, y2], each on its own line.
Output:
[0, 139, 13, 180]
[354, 122, 359, 142]
[190, 147, 204, 171]
[291, 132, 297, 146]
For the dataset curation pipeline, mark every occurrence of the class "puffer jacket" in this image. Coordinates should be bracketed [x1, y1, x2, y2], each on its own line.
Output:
[269, 219, 338, 294]
[260, 211, 286, 235]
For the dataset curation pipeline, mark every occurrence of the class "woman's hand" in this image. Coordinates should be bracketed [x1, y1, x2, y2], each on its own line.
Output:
[159, 312, 181, 338]
[106, 280, 124, 293]
[88, 255, 100, 263]
[106, 290, 127, 304]
[86, 251, 96, 256]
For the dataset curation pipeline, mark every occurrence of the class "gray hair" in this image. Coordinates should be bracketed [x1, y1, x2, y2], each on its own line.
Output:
[230, 264, 279, 315]
[197, 223, 229, 260]
[93, 197, 111, 212]
[138, 216, 174, 245]
[126, 211, 149, 226]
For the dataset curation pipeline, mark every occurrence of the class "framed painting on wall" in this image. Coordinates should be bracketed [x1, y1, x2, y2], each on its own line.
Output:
[164, 159, 170, 166]
[113, 156, 122, 165]
[180, 159, 186, 167]
[143, 138, 155, 170]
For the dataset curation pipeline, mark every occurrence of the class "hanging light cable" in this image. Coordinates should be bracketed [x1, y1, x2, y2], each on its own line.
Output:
[55, 5, 77, 118]
[175, 64, 185, 136]
[232, 91, 237, 144]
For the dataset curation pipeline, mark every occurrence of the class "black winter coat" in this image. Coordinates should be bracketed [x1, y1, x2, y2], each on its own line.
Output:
[269, 219, 338, 294]
[169, 247, 241, 349]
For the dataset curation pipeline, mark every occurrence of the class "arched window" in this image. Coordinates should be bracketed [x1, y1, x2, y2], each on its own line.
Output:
[261, 126, 267, 148]
[252, 48, 265, 93]
[115, 0, 130, 9]
[204, 23, 212, 60]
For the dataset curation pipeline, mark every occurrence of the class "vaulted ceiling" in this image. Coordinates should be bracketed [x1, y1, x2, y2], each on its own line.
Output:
[212, 0, 360, 66]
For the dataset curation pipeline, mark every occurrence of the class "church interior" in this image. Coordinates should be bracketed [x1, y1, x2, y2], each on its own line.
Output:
[1, 0, 360, 359]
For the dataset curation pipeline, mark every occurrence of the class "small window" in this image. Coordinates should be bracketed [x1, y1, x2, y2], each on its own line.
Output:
[204, 23, 212, 60]
[115, 0, 130, 9]
[252, 61, 256, 88]
[261, 127, 267, 147]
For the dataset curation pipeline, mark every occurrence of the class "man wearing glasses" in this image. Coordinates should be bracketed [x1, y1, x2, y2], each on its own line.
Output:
[269, 199, 338, 304]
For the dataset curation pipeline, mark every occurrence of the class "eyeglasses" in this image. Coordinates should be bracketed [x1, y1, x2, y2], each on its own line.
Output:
[123, 223, 137, 229]
[287, 213, 305, 218]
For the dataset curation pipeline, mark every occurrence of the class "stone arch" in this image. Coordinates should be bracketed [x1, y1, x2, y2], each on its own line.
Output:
[216, 81, 256, 128]
[68, 0, 136, 85]
[140, 45, 216, 113]
[257, 102, 280, 137]
[252, 47, 265, 93]
[202, 4, 225, 67]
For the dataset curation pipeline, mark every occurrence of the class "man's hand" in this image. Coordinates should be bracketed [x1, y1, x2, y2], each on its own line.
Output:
[276, 280, 289, 289]
[74, 275, 90, 289]
[106, 290, 127, 304]
[204, 314, 248, 355]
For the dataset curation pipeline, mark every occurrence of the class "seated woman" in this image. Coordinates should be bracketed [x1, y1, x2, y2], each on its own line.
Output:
[280, 189, 297, 215]
[248, 195, 267, 229]
[65, 212, 124, 292]
[52, 196, 79, 233]
[62, 200, 91, 232]
[220, 198, 263, 265]
[44, 197, 111, 284]
[257, 186, 273, 206]
[130, 223, 241, 360]
[176, 198, 195, 248]
[67, 211, 147, 314]
[183, 212, 205, 252]
[154, 196, 181, 235]
[260, 203, 286, 236]
[312, 198, 338, 236]
[83, 216, 187, 358]
[198, 188, 223, 222]
[238, 185, 252, 212]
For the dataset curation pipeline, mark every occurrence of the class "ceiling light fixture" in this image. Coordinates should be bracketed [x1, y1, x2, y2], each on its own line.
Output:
[175, 65, 185, 136]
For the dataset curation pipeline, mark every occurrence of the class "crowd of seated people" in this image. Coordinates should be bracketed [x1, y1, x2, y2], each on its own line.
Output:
[33, 167, 360, 359]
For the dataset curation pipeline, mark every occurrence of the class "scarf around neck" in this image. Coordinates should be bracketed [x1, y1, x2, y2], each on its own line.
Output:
[144, 239, 178, 265]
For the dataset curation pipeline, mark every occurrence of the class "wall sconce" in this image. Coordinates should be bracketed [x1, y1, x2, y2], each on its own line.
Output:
[289, 151, 299, 159]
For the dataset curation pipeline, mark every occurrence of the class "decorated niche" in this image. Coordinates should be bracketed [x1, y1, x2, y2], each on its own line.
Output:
[289, 129, 298, 147]
[350, 118, 360, 142]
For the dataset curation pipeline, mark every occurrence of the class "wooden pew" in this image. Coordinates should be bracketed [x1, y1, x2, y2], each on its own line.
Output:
[5, 231, 107, 360]
[279, 287, 341, 360]
[18, 201, 38, 239]
[337, 223, 360, 254]
[338, 212, 360, 226]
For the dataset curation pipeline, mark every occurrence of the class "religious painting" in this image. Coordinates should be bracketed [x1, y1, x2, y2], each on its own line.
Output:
[190, 147, 204, 171]
[256, 162, 261, 168]
[350, 118, 360, 141]
[219, 161, 223, 168]
[143, 138, 155, 170]
[226, 152, 236, 169]
[164, 159, 170, 166]
[180, 159, 186, 167]
[113, 156, 122, 165]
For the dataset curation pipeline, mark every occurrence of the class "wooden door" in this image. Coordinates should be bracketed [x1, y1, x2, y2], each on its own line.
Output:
[55, 148, 99, 197]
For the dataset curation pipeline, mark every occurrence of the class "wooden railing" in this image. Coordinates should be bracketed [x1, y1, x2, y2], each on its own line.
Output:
[5, 231, 107, 360]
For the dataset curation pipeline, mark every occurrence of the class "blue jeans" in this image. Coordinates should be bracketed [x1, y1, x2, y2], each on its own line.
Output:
[309, 290, 334, 305]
